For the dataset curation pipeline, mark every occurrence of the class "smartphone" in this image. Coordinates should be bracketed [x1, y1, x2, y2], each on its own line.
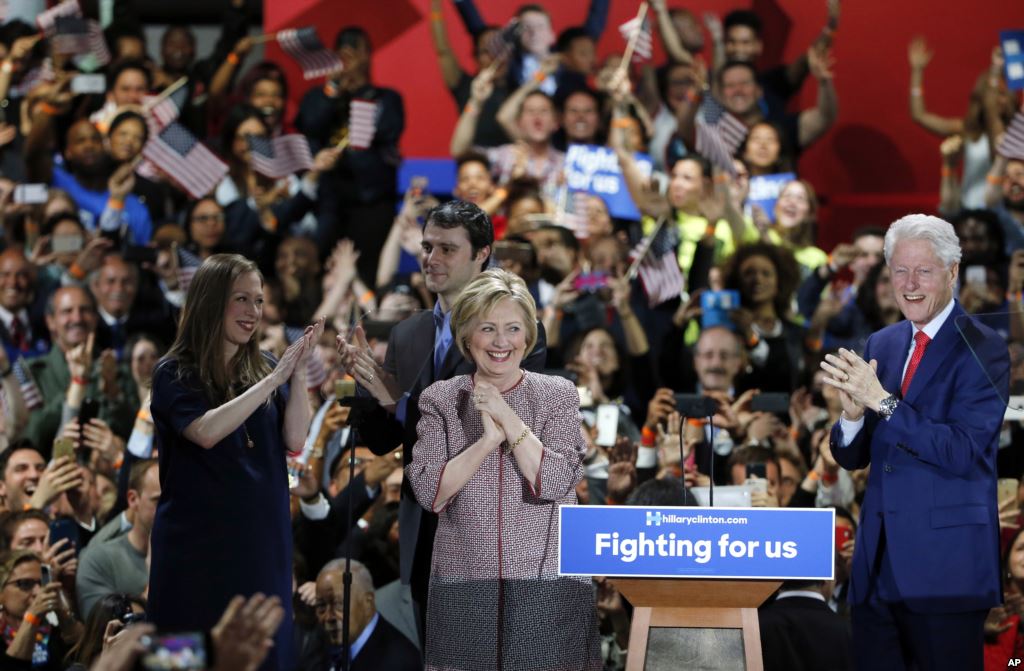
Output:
[492, 241, 534, 266]
[965, 265, 987, 288]
[40, 564, 51, 586]
[51, 234, 84, 254]
[835, 525, 853, 550]
[48, 518, 79, 555]
[123, 245, 158, 264]
[573, 271, 609, 293]
[746, 462, 767, 479]
[750, 392, 790, 415]
[577, 385, 594, 408]
[334, 379, 355, 399]
[139, 631, 212, 671]
[70, 73, 106, 95]
[674, 393, 717, 418]
[78, 398, 99, 432]
[595, 404, 620, 447]
[700, 290, 741, 330]
[13, 183, 48, 205]
[52, 436, 75, 463]
[998, 478, 1020, 503]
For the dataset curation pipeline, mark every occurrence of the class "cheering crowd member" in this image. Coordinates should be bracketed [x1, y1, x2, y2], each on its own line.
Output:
[408, 269, 601, 670]
[822, 215, 1009, 671]
[149, 254, 323, 671]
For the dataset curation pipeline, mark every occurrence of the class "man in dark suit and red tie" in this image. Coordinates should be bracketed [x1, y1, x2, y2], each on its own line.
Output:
[820, 213, 1009, 671]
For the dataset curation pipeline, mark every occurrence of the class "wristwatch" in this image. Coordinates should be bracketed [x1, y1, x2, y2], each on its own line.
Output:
[877, 393, 899, 419]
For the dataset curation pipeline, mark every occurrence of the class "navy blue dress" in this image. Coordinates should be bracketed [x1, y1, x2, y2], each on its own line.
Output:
[148, 358, 294, 671]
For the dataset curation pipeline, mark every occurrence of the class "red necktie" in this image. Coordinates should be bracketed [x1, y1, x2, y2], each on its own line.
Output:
[901, 331, 931, 397]
[9, 318, 26, 351]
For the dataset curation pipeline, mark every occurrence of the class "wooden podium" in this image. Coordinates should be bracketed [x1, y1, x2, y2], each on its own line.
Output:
[612, 578, 781, 671]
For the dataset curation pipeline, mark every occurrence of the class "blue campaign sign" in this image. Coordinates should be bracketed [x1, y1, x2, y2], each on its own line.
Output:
[1002, 30, 1024, 91]
[747, 172, 795, 223]
[559, 506, 834, 580]
[564, 144, 653, 221]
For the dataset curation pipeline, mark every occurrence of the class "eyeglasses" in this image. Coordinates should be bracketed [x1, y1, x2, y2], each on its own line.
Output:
[313, 601, 343, 615]
[4, 578, 41, 592]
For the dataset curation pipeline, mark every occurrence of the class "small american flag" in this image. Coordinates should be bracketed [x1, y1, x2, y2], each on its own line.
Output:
[696, 96, 747, 176]
[277, 27, 342, 80]
[52, 16, 89, 55]
[178, 246, 203, 295]
[630, 222, 683, 307]
[11, 59, 55, 97]
[285, 326, 327, 390]
[557, 190, 591, 239]
[999, 111, 1024, 161]
[12, 359, 43, 411]
[37, 0, 80, 36]
[348, 99, 378, 150]
[82, 19, 111, 66]
[144, 84, 188, 132]
[142, 122, 228, 199]
[247, 134, 314, 179]
[618, 15, 653, 63]
[484, 18, 520, 61]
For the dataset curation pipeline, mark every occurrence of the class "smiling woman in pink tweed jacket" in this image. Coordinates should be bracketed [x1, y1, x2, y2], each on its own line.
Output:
[407, 268, 602, 671]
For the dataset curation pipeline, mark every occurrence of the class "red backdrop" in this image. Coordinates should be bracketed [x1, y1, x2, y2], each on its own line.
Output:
[264, 0, 1021, 248]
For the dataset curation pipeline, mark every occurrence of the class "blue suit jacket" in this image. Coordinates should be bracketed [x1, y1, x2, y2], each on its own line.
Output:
[830, 301, 1008, 613]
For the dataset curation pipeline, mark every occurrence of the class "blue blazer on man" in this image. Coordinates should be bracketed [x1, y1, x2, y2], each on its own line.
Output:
[830, 301, 1008, 613]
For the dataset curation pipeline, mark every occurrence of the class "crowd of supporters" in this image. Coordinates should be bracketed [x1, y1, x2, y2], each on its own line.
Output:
[0, 0, 1019, 668]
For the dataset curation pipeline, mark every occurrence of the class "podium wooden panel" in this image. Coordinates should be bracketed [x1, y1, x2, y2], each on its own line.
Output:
[612, 578, 781, 671]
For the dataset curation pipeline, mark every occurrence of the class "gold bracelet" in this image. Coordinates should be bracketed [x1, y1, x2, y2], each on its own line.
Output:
[507, 427, 530, 453]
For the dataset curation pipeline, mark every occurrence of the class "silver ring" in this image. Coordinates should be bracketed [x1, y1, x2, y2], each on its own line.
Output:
[367, 373, 374, 383]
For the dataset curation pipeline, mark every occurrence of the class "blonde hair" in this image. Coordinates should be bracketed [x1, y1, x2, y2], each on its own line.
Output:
[450, 268, 538, 360]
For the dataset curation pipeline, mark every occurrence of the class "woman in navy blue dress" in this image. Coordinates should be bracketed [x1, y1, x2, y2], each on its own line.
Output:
[148, 254, 322, 671]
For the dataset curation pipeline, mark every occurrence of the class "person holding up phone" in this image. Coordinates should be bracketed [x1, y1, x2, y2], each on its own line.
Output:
[0, 549, 83, 669]
[149, 254, 324, 671]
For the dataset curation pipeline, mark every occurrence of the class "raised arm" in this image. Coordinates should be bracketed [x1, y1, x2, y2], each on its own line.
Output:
[704, 13, 726, 76]
[937, 135, 962, 216]
[450, 66, 495, 156]
[451, 0, 488, 38]
[797, 46, 838, 149]
[650, 0, 693, 66]
[907, 37, 964, 138]
[581, 0, 610, 40]
[429, 0, 466, 91]
[984, 154, 1008, 209]
[495, 55, 558, 140]
[981, 47, 1009, 156]
[283, 321, 324, 453]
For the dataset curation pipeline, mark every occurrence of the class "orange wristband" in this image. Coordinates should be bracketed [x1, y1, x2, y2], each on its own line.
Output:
[227, 52, 240, 66]
[68, 262, 86, 281]
[533, 70, 547, 84]
[72, 376, 88, 386]
[684, 89, 700, 103]
[23, 612, 41, 627]
[640, 425, 656, 447]
[940, 166, 952, 177]
[705, 223, 716, 237]
[38, 102, 59, 116]
[611, 118, 633, 129]
[463, 101, 478, 116]
[430, 10, 443, 21]
[987, 174, 1002, 185]
[806, 470, 820, 482]
[106, 197, 125, 211]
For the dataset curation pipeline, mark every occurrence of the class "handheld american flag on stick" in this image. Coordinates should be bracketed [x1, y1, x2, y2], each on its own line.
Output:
[247, 134, 314, 179]
[348, 99, 378, 150]
[484, 18, 520, 61]
[618, 13, 653, 63]
[144, 80, 189, 131]
[617, 2, 651, 68]
[277, 27, 342, 80]
[695, 96, 747, 176]
[36, 0, 80, 36]
[999, 111, 1024, 161]
[51, 17, 109, 66]
[12, 359, 42, 411]
[142, 123, 228, 199]
[177, 246, 203, 295]
[628, 215, 683, 307]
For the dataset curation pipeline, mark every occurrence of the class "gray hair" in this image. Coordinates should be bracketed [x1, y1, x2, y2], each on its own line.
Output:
[883, 214, 962, 268]
[319, 558, 374, 596]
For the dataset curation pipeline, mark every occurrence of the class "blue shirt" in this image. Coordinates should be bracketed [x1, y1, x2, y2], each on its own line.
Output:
[52, 165, 153, 244]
